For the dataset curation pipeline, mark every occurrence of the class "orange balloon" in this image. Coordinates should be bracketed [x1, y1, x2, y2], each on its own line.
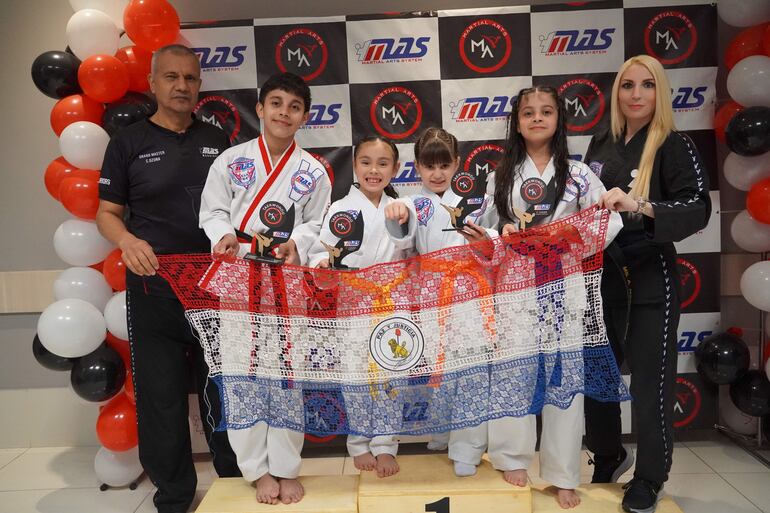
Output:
[105, 332, 131, 368]
[714, 101, 744, 144]
[60, 176, 100, 219]
[50, 95, 105, 136]
[78, 55, 130, 103]
[124, 0, 180, 52]
[725, 23, 769, 71]
[124, 369, 135, 403]
[44, 157, 77, 200]
[96, 392, 138, 451]
[747, 177, 770, 224]
[103, 248, 127, 291]
[115, 45, 152, 92]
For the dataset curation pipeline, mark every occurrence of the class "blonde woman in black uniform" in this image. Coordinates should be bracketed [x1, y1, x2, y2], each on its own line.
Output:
[583, 55, 711, 513]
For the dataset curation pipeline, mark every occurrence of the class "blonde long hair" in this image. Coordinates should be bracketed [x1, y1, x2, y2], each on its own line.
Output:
[610, 55, 675, 200]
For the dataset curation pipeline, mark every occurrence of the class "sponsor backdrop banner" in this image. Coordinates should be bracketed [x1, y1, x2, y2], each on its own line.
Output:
[180, 0, 719, 442]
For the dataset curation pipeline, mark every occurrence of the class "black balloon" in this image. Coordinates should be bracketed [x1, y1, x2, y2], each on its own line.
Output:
[725, 106, 770, 157]
[102, 92, 157, 136]
[729, 370, 770, 417]
[70, 343, 126, 402]
[32, 334, 75, 371]
[31, 51, 81, 99]
[694, 331, 750, 385]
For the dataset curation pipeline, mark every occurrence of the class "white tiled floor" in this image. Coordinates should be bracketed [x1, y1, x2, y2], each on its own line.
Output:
[0, 438, 767, 513]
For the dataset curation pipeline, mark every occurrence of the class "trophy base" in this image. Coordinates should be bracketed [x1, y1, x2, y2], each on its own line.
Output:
[441, 227, 465, 232]
[331, 266, 359, 271]
[244, 253, 285, 265]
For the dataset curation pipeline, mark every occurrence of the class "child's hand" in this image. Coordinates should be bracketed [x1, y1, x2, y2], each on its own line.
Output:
[317, 259, 330, 269]
[459, 220, 490, 243]
[385, 202, 410, 225]
[501, 223, 519, 236]
[274, 239, 299, 265]
[213, 233, 239, 257]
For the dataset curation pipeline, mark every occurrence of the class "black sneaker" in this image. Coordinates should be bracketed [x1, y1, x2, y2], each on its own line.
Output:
[622, 478, 663, 513]
[588, 446, 634, 483]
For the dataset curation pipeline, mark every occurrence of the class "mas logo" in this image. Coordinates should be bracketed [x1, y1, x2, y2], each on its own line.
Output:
[558, 78, 606, 132]
[673, 376, 702, 428]
[458, 19, 512, 73]
[464, 143, 504, 175]
[539, 28, 615, 55]
[672, 86, 708, 112]
[370, 86, 423, 140]
[356, 37, 430, 64]
[275, 28, 328, 82]
[193, 46, 247, 72]
[645, 11, 698, 65]
[304, 103, 342, 129]
[450, 96, 513, 122]
[369, 317, 424, 372]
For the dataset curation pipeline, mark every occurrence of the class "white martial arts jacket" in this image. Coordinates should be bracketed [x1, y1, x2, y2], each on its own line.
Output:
[307, 186, 412, 269]
[488, 155, 623, 247]
[384, 186, 499, 255]
[200, 135, 331, 264]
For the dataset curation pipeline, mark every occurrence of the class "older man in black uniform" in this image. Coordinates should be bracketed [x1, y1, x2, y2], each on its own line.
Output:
[96, 45, 240, 513]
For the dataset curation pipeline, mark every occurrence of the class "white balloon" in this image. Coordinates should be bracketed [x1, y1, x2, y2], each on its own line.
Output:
[718, 0, 770, 27]
[740, 261, 770, 311]
[731, 210, 770, 253]
[37, 298, 106, 358]
[723, 151, 770, 191]
[54, 219, 115, 267]
[54, 267, 113, 312]
[66, 9, 120, 60]
[720, 387, 758, 435]
[94, 446, 143, 486]
[69, 0, 127, 30]
[104, 291, 128, 340]
[727, 56, 770, 108]
[59, 121, 110, 170]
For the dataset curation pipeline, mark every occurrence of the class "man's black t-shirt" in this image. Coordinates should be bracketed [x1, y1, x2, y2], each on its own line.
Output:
[99, 117, 229, 296]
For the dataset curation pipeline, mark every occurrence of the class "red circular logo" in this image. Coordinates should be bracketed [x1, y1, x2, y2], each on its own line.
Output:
[370, 86, 423, 140]
[558, 78, 606, 132]
[677, 257, 701, 309]
[329, 211, 355, 238]
[673, 376, 701, 428]
[260, 202, 286, 227]
[452, 172, 475, 196]
[194, 95, 241, 143]
[458, 18, 512, 74]
[644, 11, 697, 65]
[464, 143, 504, 174]
[521, 177, 547, 204]
[275, 28, 329, 82]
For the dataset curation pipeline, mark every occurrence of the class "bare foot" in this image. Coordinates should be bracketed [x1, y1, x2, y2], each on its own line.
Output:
[503, 469, 528, 487]
[557, 488, 580, 509]
[375, 454, 400, 478]
[278, 478, 304, 504]
[255, 473, 280, 504]
[353, 452, 377, 471]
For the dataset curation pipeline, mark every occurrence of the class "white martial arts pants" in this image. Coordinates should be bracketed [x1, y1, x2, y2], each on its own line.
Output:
[227, 422, 304, 482]
[449, 394, 584, 489]
[347, 435, 399, 458]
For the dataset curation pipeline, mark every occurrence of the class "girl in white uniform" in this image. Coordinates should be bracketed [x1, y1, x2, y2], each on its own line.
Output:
[307, 136, 411, 478]
[482, 86, 621, 509]
[383, 127, 498, 455]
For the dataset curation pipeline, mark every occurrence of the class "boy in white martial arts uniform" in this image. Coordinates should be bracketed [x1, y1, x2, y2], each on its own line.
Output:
[307, 136, 411, 478]
[486, 86, 622, 509]
[383, 127, 498, 456]
[199, 72, 331, 505]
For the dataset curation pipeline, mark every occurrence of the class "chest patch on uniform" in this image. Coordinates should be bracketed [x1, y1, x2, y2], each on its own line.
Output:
[563, 165, 591, 203]
[228, 157, 256, 189]
[588, 161, 604, 177]
[289, 159, 324, 202]
[413, 197, 434, 226]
